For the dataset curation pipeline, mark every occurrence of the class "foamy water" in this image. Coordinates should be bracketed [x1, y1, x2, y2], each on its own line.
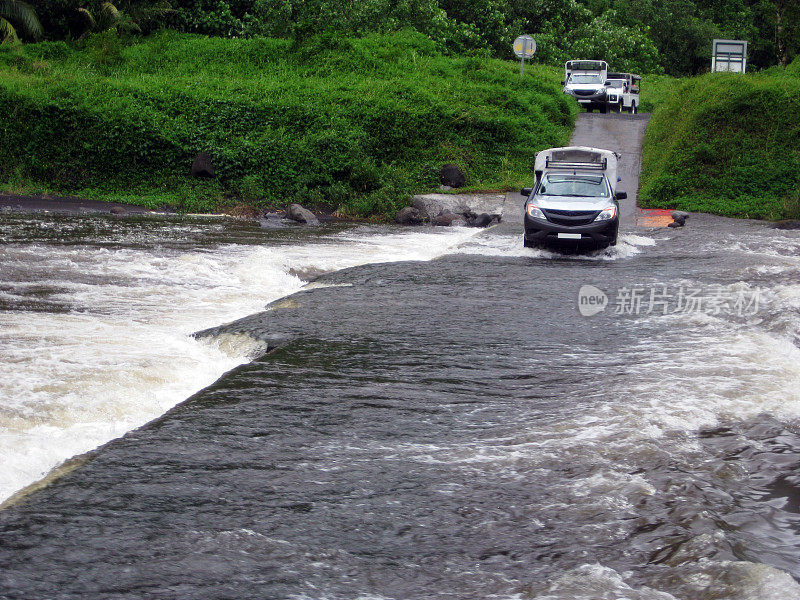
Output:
[4, 214, 800, 600]
[0, 219, 479, 502]
[454, 231, 657, 260]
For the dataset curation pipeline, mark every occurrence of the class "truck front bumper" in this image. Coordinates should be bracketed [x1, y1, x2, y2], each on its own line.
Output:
[524, 216, 619, 247]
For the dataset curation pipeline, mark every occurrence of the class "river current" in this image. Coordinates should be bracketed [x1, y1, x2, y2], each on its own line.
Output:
[1, 210, 800, 600]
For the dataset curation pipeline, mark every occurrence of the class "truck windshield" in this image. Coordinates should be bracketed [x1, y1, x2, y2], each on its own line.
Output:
[569, 74, 601, 84]
[538, 175, 609, 198]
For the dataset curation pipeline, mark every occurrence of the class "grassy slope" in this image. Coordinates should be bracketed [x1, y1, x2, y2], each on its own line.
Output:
[0, 31, 576, 216]
[639, 62, 800, 220]
[638, 74, 680, 113]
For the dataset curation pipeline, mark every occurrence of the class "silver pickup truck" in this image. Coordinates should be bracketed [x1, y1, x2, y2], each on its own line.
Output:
[522, 146, 627, 249]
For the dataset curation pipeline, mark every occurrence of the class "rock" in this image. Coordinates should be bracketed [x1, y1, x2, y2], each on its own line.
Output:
[191, 152, 216, 178]
[469, 213, 494, 228]
[109, 206, 125, 215]
[451, 217, 468, 227]
[772, 220, 800, 230]
[432, 212, 457, 226]
[395, 206, 424, 225]
[440, 164, 466, 188]
[258, 213, 286, 229]
[286, 203, 320, 226]
[667, 220, 684, 228]
[439, 185, 453, 192]
[671, 210, 690, 226]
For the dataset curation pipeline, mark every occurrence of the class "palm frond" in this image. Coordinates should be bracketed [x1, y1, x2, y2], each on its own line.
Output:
[97, 1, 121, 31]
[0, 0, 42, 40]
[0, 16, 20, 44]
[118, 0, 172, 30]
[75, 7, 97, 32]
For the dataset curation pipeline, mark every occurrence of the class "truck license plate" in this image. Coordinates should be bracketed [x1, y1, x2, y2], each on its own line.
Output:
[578, 99, 590, 103]
[557, 233, 582, 240]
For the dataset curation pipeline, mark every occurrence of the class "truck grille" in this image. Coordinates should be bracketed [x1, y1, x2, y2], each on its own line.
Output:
[542, 209, 600, 226]
[573, 90, 596, 96]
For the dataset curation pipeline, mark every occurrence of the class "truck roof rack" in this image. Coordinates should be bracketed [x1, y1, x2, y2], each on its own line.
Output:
[545, 156, 607, 171]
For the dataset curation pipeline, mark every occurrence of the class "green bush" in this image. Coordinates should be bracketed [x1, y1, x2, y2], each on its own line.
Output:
[639, 67, 800, 220]
[0, 29, 575, 216]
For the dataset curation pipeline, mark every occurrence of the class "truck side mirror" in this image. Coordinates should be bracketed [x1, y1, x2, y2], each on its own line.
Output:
[631, 86, 639, 94]
[521, 188, 533, 197]
[616, 191, 628, 200]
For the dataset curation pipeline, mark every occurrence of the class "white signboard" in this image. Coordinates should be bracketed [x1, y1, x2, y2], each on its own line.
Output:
[712, 39, 747, 73]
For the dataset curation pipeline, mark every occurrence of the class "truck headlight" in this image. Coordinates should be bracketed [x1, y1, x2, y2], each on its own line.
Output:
[594, 206, 617, 222]
[526, 204, 546, 220]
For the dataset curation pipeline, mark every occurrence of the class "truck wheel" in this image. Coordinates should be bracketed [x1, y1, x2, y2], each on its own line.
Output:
[609, 224, 619, 246]
[630, 102, 637, 114]
[600, 104, 608, 114]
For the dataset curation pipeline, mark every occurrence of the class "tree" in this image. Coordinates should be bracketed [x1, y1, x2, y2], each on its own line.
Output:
[568, 11, 663, 73]
[0, 0, 43, 42]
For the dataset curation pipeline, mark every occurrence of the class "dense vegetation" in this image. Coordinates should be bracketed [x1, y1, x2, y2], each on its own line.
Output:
[639, 58, 800, 220]
[10, 0, 798, 76]
[0, 30, 575, 214]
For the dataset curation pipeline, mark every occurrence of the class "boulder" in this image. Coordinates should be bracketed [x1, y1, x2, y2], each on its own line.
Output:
[395, 206, 424, 225]
[191, 152, 216, 178]
[432, 212, 457, 226]
[258, 213, 286, 229]
[469, 213, 494, 228]
[440, 164, 466, 188]
[451, 217, 468, 227]
[286, 203, 320, 226]
[671, 210, 690, 226]
[667, 220, 684, 228]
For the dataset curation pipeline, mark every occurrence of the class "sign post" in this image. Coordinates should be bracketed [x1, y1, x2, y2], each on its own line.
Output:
[513, 35, 536, 76]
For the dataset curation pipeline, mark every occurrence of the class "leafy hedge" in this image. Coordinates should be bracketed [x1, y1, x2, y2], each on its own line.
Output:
[639, 62, 800, 220]
[0, 30, 575, 215]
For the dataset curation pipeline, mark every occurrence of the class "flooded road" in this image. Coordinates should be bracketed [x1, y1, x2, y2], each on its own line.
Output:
[1, 207, 800, 599]
[2, 114, 800, 599]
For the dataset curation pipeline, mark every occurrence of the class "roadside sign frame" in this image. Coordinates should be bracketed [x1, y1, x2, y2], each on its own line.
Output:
[712, 39, 747, 73]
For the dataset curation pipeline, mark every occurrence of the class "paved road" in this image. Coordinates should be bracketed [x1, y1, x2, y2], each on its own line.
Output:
[501, 113, 651, 226]
[569, 113, 651, 223]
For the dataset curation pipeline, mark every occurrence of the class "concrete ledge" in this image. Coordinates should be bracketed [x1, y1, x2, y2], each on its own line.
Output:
[411, 193, 506, 219]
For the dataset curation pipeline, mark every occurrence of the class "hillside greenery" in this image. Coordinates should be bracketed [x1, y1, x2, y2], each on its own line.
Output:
[0, 30, 576, 215]
[639, 58, 800, 220]
[13, 0, 799, 76]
